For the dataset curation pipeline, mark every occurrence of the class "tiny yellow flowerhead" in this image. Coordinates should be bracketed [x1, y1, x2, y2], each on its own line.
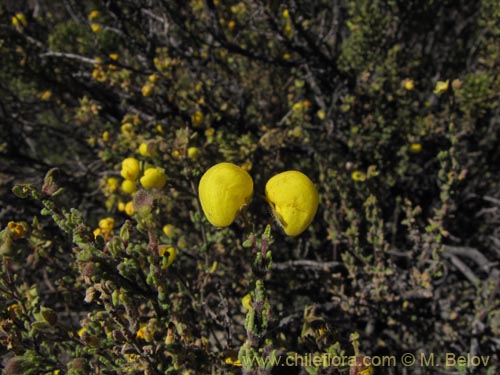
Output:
[198, 162, 253, 227]
[121, 179, 137, 194]
[120, 157, 140, 180]
[159, 245, 176, 269]
[140, 167, 167, 189]
[265, 171, 318, 236]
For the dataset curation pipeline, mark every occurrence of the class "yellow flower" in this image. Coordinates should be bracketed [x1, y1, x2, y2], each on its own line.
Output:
[351, 171, 366, 182]
[117, 201, 126, 212]
[77, 327, 87, 338]
[205, 128, 215, 137]
[409, 143, 423, 153]
[317, 109, 326, 120]
[402, 79, 414, 91]
[93, 228, 102, 238]
[282, 9, 290, 19]
[434, 80, 449, 95]
[187, 147, 199, 159]
[225, 356, 242, 366]
[88, 10, 100, 20]
[191, 110, 204, 127]
[101, 130, 110, 142]
[121, 179, 137, 194]
[90, 23, 102, 33]
[162, 224, 176, 238]
[125, 201, 135, 216]
[7, 221, 27, 239]
[138, 143, 153, 157]
[109, 53, 119, 60]
[141, 83, 154, 97]
[140, 167, 167, 189]
[40, 90, 52, 101]
[148, 74, 159, 83]
[136, 323, 153, 342]
[106, 177, 119, 192]
[198, 163, 254, 227]
[159, 245, 176, 269]
[121, 123, 134, 136]
[98, 217, 115, 235]
[241, 294, 252, 311]
[171, 150, 181, 159]
[12, 13, 27, 28]
[120, 157, 140, 180]
[292, 102, 304, 113]
[265, 171, 319, 236]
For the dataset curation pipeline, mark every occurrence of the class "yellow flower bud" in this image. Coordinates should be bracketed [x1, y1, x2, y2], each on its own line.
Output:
[125, 201, 135, 216]
[187, 147, 199, 159]
[117, 201, 126, 212]
[351, 171, 366, 182]
[101, 130, 110, 142]
[198, 162, 253, 227]
[141, 83, 153, 97]
[265, 171, 319, 236]
[98, 217, 115, 235]
[159, 245, 176, 269]
[12, 13, 27, 28]
[241, 294, 252, 311]
[40, 90, 52, 101]
[402, 79, 415, 91]
[434, 80, 449, 95]
[106, 177, 119, 192]
[121, 179, 137, 194]
[120, 157, 140, 180]
[409, 143, 422, 153]
[162, 224, 176, 238]
[191, 110, 204, 127]
[138, 142, 153, 157]
[140, 167, 167, 189]
[88, 10, 100, 20]
[90, 23, 102, 33]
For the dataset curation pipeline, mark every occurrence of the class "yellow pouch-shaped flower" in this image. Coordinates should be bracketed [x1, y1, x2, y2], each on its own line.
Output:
[120, 157, 140, 180]
[198, 162, 253, 227]
[265, 171, 318, 236]
[140, 167, 167, 189]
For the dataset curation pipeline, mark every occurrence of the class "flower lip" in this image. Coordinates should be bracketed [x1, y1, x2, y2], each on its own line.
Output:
[265, 170, 318, 236]
[198, 162, 254, 227]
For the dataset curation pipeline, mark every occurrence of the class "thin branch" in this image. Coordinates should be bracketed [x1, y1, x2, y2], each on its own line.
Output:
[272, 260, 342, 271]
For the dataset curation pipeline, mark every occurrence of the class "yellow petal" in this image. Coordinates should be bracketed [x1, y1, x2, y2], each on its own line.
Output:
[265, 171, 318, 236]
[198, 162, 253, 227]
